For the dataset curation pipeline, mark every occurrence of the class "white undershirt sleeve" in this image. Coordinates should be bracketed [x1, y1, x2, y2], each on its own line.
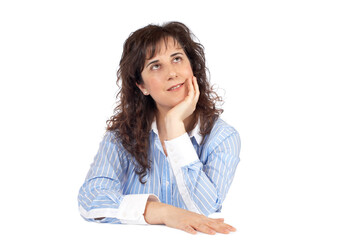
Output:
[164, 133, 201, 213]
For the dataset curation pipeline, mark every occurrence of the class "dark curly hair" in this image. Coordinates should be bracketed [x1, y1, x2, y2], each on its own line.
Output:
[106, 22, 223, 183]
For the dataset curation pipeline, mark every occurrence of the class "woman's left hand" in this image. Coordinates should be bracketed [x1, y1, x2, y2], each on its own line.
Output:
[144, 201, 236, 235]
[165, 76, 200, 139]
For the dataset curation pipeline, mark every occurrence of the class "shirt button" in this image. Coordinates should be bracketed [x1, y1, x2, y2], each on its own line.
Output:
[166, 181, 169, 187]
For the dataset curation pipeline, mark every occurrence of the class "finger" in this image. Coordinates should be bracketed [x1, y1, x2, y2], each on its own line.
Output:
[183, 225, 197, 235]
[194, 77, 200, 104]
[207, 221, 231, 234]
[187, 77, 194, 98]
[194, 224, 216, 235]
[213, 218, 225, 223]
[193, 76, 200, 102]
[224, 223, 237, 232]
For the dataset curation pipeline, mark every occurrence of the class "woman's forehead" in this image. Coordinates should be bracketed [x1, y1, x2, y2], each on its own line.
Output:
[145, 37, 183, 60]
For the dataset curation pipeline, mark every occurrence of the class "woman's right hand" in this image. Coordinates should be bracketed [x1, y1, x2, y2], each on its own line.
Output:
[164, 76, 200, 140]
[144, 201, 236, 235]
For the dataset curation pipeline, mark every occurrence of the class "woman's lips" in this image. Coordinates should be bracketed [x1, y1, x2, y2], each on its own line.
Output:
[167, 82, 185, 91]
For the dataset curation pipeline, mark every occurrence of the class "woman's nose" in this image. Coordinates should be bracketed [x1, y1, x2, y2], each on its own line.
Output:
[167, 65, 177, 80]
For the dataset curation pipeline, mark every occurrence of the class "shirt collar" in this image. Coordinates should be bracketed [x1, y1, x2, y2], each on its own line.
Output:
[151, 117, 203, 145]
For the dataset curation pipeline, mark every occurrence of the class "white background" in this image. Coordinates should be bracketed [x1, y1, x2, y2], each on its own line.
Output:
[1, 0, 359, 239]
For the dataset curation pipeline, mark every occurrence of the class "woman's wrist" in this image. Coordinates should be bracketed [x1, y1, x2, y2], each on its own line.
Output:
[144, 201, 168, 225]
[164, 116, 186, 140]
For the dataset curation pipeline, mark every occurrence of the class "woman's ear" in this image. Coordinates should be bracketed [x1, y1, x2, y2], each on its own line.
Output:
[136, 83, 149, 95]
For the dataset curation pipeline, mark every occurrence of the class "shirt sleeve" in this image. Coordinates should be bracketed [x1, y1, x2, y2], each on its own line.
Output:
[164, 129, 241, 216]
[78, 132, 159, 224]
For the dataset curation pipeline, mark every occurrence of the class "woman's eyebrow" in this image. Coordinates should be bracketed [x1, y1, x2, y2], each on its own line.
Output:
[170, 52, 183, 57]
[146, 59, 159, 68]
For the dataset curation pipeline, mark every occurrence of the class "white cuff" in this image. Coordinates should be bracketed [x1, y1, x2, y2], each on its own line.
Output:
[79, 194, 160, 225]
[117, 194, 160, 224]
[164, 133, 199, 169]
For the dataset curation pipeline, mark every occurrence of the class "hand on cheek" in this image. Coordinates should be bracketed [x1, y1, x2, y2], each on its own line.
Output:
[165, 76, 200, 140]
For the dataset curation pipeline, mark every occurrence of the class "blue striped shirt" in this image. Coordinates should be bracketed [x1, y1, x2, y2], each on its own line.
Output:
[78, 118, 240, 224]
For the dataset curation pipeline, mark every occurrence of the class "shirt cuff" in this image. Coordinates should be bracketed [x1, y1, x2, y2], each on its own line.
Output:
[164, 132, 199, 169]
[117, 194, 159, 224]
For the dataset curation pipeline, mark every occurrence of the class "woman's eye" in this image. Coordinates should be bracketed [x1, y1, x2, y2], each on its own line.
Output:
[151, 64, 160, 70]
[173, 57, 182, 63]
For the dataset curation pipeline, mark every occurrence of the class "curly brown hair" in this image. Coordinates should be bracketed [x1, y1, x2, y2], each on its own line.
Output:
[106, 22, 223, 184]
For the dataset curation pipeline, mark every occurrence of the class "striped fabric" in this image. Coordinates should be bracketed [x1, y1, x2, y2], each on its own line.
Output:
[78, 118, 241, 224]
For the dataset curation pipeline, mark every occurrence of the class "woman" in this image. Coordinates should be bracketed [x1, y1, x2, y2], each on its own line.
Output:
[78, 21, 241, 235]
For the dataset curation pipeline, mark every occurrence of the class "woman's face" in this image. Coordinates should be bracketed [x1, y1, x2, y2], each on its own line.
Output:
[139, 38, 194, 113]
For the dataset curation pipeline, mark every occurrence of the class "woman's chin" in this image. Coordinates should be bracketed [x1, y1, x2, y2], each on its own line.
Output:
[156, 97, 185, 112]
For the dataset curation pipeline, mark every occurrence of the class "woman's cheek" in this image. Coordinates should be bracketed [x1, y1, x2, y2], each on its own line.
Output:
[185, 65, 194, 78]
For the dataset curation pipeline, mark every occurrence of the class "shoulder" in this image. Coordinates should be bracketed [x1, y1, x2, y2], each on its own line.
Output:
[209, 118, 239, 141]
[100, 130, 132, 159]
[203, 118, 241, 151]
[101, 130, 120, 146]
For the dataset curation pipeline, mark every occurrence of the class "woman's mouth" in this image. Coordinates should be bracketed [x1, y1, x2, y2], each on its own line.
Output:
[167, 82, 184, 91]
